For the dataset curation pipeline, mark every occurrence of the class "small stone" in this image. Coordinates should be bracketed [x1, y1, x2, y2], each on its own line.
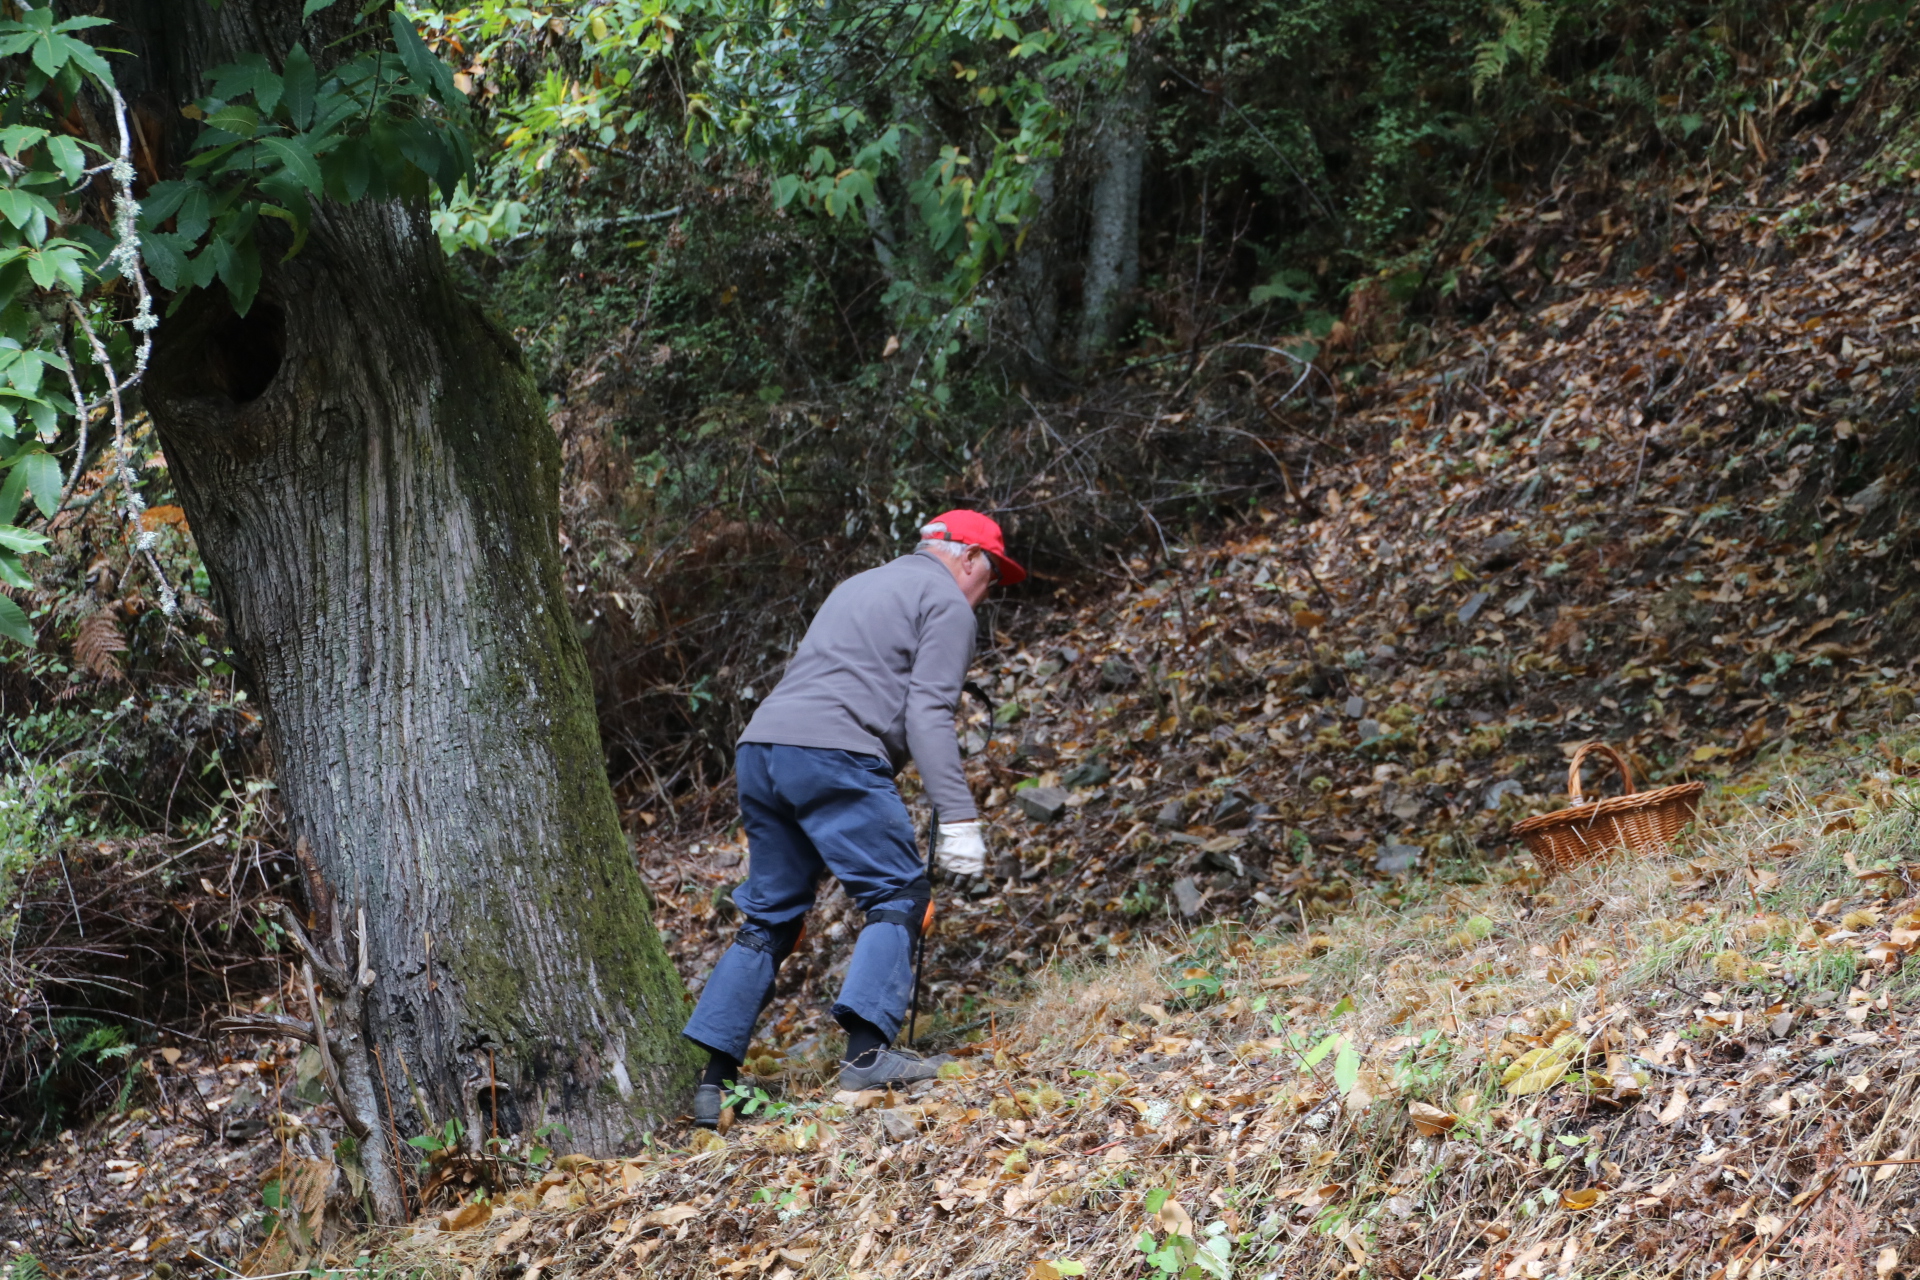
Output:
[1211, 793, 1252, 829]
[1057, 646, 1082, 665]
[1483, 779, 1526, 810]
[1061, 758, 1112, 790]
[1503, 586, 1537, 616]
[1154, 798, 1185, 828]
[1385, 788, 1425, 823]
[1345, 694, 1366, 719]
[1357, 718, 1383, 741]
[1374, 843, 1422, 875]
[1016, 786, 1069, 823]
[1483, 531, 1519, 555]
[1457, 591, 1491, 625]
[1099, 657, 1139, 690]
[1172, 876, 1205, 917]
[877, 1108, 919, 1142]
[1199, 850, 1247, 878]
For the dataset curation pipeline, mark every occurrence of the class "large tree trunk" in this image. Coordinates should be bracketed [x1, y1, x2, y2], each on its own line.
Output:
[1075, 80, 1149, 363]
[109, 0, 696, 1184]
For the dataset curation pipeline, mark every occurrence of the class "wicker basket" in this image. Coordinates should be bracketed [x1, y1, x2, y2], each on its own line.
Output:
[1510, 742, 1704, 874]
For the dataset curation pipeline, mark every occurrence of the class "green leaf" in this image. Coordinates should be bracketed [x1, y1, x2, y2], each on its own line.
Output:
[282, 45, 318, 130]
[0, 550, 30, 590]
[0, 462, 23, 522]
[206, 103, 261, 139]
[41, 245, 86, 295]
[27, 26, 62, 76]
[19, 450, 58, 518]
[323, 139, 372, 204]
[139, 230, 189, 290]
[0, 524, 49, 553]
[186, 244, 219, 290]
[0, 125, 47, 157]
[176, 186, 212, 243]
[53, 34, 109, 84]
[138, 179, 193, 228]
[0, 588, 35, 646]
[212, 234, 261, 315]
[45, 135, 85, 185]
[9, 350, 46, 396]
[261, 135, 323, 194]
[1144, 1187, 1169, 1214]
[26, 251, 57, 291]
[256, 197, 311, 259]
[1333, 1043, 1360, 1095]
[1300, 1032, 1341, 1070]
[302, 0, 341, 16]
[388, 10, 461, 108]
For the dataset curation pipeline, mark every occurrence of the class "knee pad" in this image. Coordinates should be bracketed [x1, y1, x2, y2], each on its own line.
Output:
[860, 876, 933, 944]
[733, 918, 805, 965]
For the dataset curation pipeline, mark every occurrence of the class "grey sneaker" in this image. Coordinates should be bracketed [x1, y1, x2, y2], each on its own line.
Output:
[693, 1084, 723, 1130]
[839, 1047, 954, 1091]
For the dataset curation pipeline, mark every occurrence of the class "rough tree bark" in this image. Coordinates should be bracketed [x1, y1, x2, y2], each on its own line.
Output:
[103, 0, 696, 1194]
[1075, 80, 1149, 363]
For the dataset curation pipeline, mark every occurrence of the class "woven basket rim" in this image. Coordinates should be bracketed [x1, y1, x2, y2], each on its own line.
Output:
[1510, 779, 1705, 837]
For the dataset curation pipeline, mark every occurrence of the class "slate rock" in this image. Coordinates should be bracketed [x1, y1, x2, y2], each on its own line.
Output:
[1357, 718, 1383, 741]
[1374, 843, 1422, 875]
[1016, 786, 1070, 823]
[1345, 694, 1367, 719]
[1172, 876, 1206, 917]
[1061, 758, 1112, 790]
[1100, 657, 1139, 690]
[1483, 779, 1525, 810]
[1199, 849, 1247, 878]
[1154, 798, 1185, 828]
[1457, 591, 1491, 625]
[877, 1109, 919, 1142]
[1383, 786, 1425, 823]
[1211, 792, 1252, 829]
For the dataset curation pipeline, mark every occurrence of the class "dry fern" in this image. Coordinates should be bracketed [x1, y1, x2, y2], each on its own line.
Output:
[72, 609, 126, 680]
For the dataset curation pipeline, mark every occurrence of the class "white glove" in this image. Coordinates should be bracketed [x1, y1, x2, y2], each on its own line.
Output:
[935, 821, 988, 877]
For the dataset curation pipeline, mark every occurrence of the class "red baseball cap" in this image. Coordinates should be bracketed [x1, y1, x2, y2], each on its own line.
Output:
[921, 509, 1026, 586]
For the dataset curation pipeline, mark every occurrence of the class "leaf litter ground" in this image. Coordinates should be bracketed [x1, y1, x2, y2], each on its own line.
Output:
[13, 132, 1920, 1280]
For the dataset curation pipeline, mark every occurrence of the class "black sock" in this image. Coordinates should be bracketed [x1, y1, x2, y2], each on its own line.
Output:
[843, 1014, 888, 1067]
[701, 1051, 738, 1090]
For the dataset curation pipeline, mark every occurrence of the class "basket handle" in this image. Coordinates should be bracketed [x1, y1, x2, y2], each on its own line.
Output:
[1566, 742, 1636, 803]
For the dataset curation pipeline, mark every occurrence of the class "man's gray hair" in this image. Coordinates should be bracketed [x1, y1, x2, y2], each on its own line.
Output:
[917, 537, 980, 563]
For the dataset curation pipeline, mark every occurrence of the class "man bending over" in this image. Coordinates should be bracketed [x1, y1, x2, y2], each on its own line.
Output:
[682, 510, 1024, 1129]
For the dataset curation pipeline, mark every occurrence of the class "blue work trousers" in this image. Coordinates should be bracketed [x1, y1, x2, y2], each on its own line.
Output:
[682, 743, 928, 1063]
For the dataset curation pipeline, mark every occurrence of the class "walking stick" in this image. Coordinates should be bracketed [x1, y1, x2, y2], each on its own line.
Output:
[907, 808, 935, 1045]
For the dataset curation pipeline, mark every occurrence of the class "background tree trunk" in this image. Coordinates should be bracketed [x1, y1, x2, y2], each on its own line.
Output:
[1076, 81, 1149, 364]
[109, 0, 697, 1168]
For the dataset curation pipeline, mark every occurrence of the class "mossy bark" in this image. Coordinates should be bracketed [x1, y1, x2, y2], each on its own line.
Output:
[113, 0, 696, 1158]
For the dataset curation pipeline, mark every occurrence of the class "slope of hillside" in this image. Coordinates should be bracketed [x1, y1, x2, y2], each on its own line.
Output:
[396, 743, 1920, 1280]
[10, 107, 1920, 1280]
[637, 135, 1920, 1083]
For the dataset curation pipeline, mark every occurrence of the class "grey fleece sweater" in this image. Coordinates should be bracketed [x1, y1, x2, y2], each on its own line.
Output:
[739, 550, 978, 820]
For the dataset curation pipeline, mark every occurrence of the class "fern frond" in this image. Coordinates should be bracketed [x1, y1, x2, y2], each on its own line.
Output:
[1471, 0, 1563, 98]
[72, 609, 126, 680]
